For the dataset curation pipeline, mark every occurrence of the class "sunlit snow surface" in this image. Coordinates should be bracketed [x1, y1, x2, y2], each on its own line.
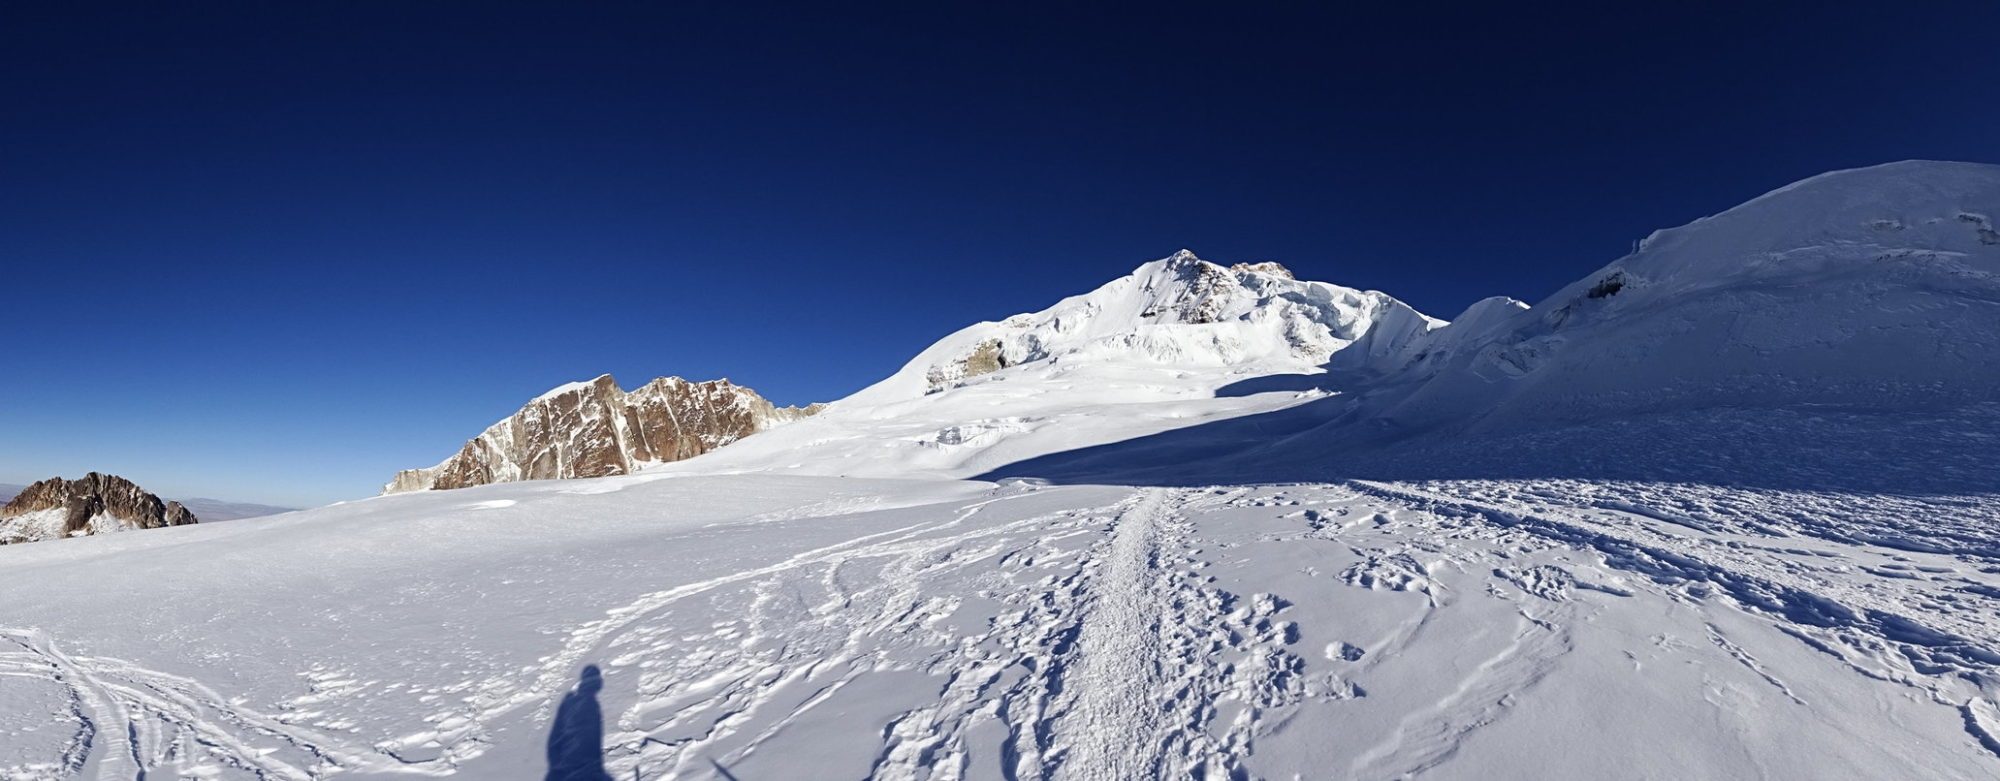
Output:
[1, 468, 1997, 779]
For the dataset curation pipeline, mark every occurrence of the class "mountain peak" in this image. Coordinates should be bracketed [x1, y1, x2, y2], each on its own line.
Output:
[838, 251, 1438, 402]
[1230, 261, 1295, 279]
[531, 374, 619, 403]
[1144, 249, 1291, 278]
[385, 375, 819, 494]
[1, 472, 197, 544]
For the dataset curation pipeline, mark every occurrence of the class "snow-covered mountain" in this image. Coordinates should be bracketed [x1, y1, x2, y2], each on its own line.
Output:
[853, 251, 1437, 402]
[3, 162, 1999, 779]
[0, 473, 198, 544]
[689, 161, 2000, 488]
[663, 251, 1439, 479]
[385, 374, 820, 493]
[1350, 159, 2000, 437]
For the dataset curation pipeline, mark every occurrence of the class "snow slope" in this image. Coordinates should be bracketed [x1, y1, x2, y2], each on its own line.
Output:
[3, 163, 2000, 780]
[1355, 160, 2000, 435]
[842, 250, 1436, 403]
[664, 251, 1438, 480]
[0, 508, 132, 543]
[668, 163, 2000, 485]
[0, 474, 1995, 779]
[970, 161, 2000, 492]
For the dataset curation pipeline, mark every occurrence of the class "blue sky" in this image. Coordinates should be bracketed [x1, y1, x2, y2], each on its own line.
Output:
[4, 3, 1997, 506]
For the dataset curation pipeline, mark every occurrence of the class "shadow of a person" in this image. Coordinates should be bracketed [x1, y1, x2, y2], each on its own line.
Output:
[546, 664, 613, 781]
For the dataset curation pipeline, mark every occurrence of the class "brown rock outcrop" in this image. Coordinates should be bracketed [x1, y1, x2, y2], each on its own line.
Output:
[385, 374, 820, 494]
[0, 472, 199, 544]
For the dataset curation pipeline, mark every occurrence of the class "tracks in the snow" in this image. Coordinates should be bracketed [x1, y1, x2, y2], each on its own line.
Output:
[624, 485, 1313, 780]
[14, 477, 1992, 778]
[0, 483, 1537, 779]
[0, 489, 1098, 779]
[1052, 489, 1170, 779]
[622, 487, 1214, 779]
[1345, 478, 2000, 763]
[0, 625, 430, 781]
[1047, 488, 1308, 781]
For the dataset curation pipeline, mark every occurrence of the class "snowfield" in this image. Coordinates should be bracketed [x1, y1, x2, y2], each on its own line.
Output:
[3, 160, 1999, 779]
[2, 472, 1997, 779]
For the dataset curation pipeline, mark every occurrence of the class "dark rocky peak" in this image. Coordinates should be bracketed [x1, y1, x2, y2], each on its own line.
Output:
[0, 472, 198, 543]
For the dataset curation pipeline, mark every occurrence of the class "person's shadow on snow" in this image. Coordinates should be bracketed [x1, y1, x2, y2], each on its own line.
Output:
[546, 664, 613, 781]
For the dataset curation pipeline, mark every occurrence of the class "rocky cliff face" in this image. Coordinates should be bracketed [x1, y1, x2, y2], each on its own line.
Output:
[385, 374, 820, 493]
[0, 472, 198, 544]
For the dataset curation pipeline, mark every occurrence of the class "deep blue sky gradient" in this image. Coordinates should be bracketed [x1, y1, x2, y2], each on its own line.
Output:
[4, 3, 1997, 505]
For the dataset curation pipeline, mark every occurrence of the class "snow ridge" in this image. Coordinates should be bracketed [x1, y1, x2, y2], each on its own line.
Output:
[1285, 159, 2000, 442]
[848, 250, 1439, 403]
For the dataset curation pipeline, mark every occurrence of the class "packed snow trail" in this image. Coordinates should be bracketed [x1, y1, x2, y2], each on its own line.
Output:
[1, 475, 1997, 779]
[1053, 490, 1170, 778]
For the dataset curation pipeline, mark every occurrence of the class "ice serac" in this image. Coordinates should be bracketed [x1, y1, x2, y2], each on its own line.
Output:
[1350, 160, 2000, 436]
[0, 472, 198, 544]
[384, 374, 820, 493]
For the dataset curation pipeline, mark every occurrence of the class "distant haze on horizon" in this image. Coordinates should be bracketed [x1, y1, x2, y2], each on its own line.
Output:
[4, 3, 1997, 506]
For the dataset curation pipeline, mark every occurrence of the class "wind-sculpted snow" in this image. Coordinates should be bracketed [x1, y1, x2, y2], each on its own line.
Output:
[1, 474, 1996, 778]
[1355, 160, 2000, 437]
